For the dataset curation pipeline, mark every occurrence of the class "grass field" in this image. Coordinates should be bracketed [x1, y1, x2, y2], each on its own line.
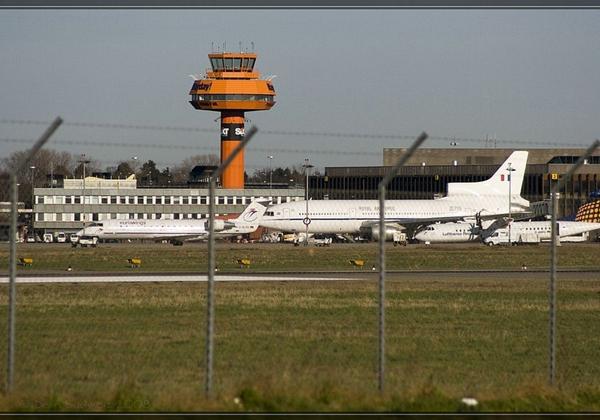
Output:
[0, 274, 600, 412]
[2, 241, 600, 273]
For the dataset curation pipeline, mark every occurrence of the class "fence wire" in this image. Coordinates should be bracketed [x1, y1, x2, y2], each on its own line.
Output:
[1, 122, 600, 411]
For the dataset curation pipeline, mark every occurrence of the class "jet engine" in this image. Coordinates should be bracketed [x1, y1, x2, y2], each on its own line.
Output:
[362, 224, 403, 241]
[205, 220, 236, 231]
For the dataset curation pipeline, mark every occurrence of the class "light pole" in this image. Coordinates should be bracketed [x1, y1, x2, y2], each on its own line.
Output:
[131, 156, 139, 175]
[29, 166, 35, 226]
[302, 158, 314, 246]
[507, 162, 516, 246]
[268, 155, 273, 192]
[79, 155, 91, 229]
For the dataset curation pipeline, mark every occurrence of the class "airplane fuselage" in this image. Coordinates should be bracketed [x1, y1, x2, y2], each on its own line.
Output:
[415, 220, 600, 243]
[261, 195, 528, 234]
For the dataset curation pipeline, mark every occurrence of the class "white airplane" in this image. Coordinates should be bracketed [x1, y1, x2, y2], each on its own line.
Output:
[483, 220, 600, 245]
[75, 199, 268, 244]
[260, 151, 530, 239]
[414, 218, 600, 244]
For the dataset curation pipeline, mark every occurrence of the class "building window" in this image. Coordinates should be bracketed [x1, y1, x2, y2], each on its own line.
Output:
[111, 213, 117, 220]
[120, 197, 127, 204]
[218, 197, 225, 205]
[138, 213, 144, 219]
[74, 196, 81, 204]
[190, 197, 198, 205]
[101, 197, 108, 204]
[129, 213, 135, 219]
[74, 213, 81, 221]
[65, 196, 72, 204]
[174, 213, 180, 220]
[173, 197, 180, 205]
[92, 213, 99, 221]
[155, 213, 162, 219]
[154, 196, 162, 204]
[111, 196, 117, 204]
[165, 197, 171, 205]
[182, 197, 189, 205]
[192, 213, 198, 219]
[137, 196, 144, 205]
[200, 197, 208, 205]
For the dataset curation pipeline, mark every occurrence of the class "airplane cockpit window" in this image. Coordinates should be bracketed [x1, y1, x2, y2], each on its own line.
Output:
[88, 223, 103, 227]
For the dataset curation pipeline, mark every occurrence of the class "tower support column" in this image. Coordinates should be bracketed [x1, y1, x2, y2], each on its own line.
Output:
[220, 112, 245, 189]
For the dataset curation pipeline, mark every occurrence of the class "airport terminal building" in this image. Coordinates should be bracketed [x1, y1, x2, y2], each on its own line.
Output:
[309, 148, 600, 218]
[33, 148, 600, 235]
[33, 176, 304, 235]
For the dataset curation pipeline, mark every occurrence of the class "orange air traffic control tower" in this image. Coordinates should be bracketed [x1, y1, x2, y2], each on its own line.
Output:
[189, 52, 276, 189]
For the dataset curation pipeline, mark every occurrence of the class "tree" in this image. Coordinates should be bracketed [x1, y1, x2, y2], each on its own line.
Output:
[138, 160, 160, 186]
[1, 148, 86, 208]
[72, 159, 101, 179]
[171, 154, 219, 184]
[112, 162, 134, 179]
[247, 165, 305, 185]
[158, 167, 173, 186]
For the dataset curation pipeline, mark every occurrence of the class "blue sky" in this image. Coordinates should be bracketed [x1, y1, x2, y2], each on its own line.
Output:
[1, 10, 599, 172]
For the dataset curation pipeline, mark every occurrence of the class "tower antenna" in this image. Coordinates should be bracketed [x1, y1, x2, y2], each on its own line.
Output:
[251, 41, 254, 52]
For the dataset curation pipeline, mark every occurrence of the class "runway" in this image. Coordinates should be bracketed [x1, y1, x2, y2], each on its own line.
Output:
[0, 274, 359, 284]
[1, 270, 598, 284]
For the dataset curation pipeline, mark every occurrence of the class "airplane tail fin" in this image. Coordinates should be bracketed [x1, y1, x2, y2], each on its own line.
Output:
[233, 199, 270, 224]
[447, 151, 529, 199]
[575, 200, 600, 223]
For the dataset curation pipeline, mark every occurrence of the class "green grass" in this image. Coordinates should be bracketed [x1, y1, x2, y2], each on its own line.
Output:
[0, 278, 599, 411]
[2, 242, 600, 273]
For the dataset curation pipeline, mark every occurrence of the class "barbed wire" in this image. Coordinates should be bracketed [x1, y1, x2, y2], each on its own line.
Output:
[0, 118, 592, 148]
[0, 137, 382, 156]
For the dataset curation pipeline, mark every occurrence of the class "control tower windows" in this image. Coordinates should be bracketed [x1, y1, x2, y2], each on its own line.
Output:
[224, 58, 233, 70]
[191, 94, 274, 103]
[233, 58, 241, 70]
[247, 58, 255, 70]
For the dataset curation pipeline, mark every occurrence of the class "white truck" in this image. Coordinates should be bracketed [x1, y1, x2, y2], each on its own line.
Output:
[55, 232, 67, 243]
[484, 230, 541, 246]
[73, 236, 98, 248]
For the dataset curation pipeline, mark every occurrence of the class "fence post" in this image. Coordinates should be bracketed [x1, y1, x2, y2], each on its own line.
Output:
[205, 126, 258, 397]
[6, 116, 62, 393]
[377, 132, 427, 393]
[548, 139, 599, 386]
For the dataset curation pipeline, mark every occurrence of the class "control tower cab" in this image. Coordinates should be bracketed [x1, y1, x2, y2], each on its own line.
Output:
[189, 52, 276, 189]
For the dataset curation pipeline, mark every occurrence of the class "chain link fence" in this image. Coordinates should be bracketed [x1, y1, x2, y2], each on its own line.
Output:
[1, 122, 600, 411]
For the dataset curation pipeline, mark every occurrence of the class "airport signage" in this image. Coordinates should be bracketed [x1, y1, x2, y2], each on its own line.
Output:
[221, 124, 245, 140]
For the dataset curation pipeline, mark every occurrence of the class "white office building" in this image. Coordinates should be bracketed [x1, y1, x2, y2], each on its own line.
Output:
[33, 175, 304, 234]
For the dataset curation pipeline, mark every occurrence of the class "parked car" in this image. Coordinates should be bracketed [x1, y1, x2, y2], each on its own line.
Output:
[55, 232, 67, 243]
[43, 233, 53, 243]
